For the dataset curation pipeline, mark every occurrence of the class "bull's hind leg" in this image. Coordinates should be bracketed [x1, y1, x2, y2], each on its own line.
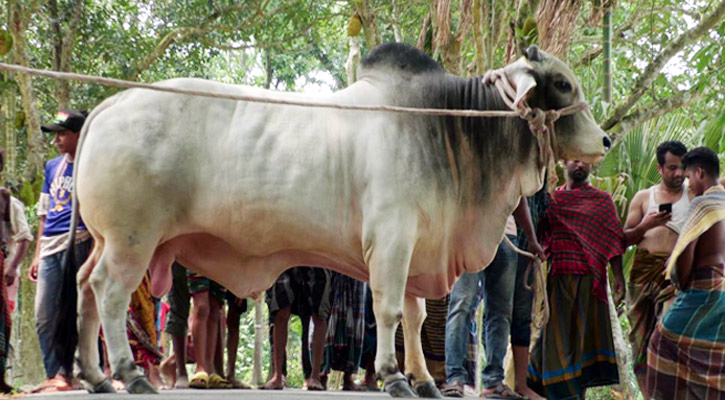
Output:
[77, 242, 115, 393]
[368, 230, 418, 398]
[401, 295, 442, 398]
[90, 240, 158, 394]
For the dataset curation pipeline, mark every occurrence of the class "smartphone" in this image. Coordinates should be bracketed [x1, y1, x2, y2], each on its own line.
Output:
[659, 203, 673, 213]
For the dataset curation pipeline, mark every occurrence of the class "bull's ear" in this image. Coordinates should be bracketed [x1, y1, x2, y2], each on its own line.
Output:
[524, 46, 543, 62]
[504, 57, 537, 107]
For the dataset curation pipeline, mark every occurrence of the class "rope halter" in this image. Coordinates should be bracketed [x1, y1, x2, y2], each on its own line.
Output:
[482, 68, 589, 173]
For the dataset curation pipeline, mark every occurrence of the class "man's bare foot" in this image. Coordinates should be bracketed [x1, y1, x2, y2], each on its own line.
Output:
[160, 358, 176, 388]
[147, 365, 164, 389]
[226, 377, 251, 389]
[261, 376, 284, 390]
[362, 376, 379, 391]
[174, 375, 189, 389]
[304, 377, 326, 391]
[516, 385, 545, 400]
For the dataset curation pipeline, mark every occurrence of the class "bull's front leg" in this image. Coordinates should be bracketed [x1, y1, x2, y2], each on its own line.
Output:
[368, 232, 418, 398]
[401, 295, 443, 398]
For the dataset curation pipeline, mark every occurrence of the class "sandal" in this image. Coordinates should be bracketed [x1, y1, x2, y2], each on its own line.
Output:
[480, 383, 525, 399]
[208, 373, 233, 389]
[441, 378, 464, 398]
[189, 371, 209, 389]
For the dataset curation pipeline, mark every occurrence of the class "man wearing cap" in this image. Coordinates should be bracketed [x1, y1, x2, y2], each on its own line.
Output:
[29, 109, 92, 392]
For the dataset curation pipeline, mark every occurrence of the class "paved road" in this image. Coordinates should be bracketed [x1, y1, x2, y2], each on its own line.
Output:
[26, 388, 392, 399]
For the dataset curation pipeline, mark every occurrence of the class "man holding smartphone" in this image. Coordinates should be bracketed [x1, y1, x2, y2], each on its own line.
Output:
[622, 141, 693, 397]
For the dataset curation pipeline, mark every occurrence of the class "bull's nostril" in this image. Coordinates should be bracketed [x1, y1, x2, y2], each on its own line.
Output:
[603, 135, 612, 149]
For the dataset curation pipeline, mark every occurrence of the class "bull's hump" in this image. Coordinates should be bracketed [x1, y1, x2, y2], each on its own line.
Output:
[359, 43, 444, 78]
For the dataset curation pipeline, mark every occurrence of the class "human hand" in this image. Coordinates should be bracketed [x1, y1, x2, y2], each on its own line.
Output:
[613, 274, 626, 307]
[642, 210, 671, 230]
[28, 258, 39, 283]
[3, 267, 17, 287]
[528, 240, 546, 261]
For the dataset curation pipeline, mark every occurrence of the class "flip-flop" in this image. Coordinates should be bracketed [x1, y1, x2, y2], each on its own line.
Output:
[480, 383, 525, 399]
[441, 378, 464, 398]
[208, 374, 233, 389]
[189, 371, 209, 389]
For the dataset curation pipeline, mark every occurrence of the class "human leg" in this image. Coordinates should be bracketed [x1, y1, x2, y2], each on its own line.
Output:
[224, 294, 250, 388]
[262, 306, 291, 390]
[190, 290, 212, 376]
[34, 252, 64, 381]
[307, 314, 328, 390]
[511, 252, 541, 399]
[443, 271, 482, 394]
[480, 238, 519, 397]
[161, 262, 190, 388]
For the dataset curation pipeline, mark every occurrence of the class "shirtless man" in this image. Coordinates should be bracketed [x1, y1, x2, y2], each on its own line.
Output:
[622, 141, 692, 395]
[645, 147, 725, 398]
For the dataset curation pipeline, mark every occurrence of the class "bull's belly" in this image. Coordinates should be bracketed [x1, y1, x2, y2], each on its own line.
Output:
[148, 232, 458, 301]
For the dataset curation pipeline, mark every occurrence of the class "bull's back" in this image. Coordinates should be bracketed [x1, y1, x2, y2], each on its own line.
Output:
[78, 79, 379, 260]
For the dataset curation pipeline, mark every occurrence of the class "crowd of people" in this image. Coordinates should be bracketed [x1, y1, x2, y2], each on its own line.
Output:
[0, 108, 721, 400]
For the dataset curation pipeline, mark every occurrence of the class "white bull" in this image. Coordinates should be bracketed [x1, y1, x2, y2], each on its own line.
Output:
[70, 43, 608, 397]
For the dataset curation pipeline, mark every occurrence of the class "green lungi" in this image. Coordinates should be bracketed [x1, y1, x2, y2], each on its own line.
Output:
[528, 274, 619, 399]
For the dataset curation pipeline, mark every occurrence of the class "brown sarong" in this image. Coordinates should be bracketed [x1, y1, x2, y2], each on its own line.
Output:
[528, 274, 619, 399]
[626, 249, 673, 376]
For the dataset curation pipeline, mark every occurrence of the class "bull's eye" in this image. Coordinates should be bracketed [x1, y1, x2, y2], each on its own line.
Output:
[554, 80, 572, 93]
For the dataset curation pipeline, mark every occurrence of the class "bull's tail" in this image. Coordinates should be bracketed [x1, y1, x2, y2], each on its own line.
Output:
[52, 95, 121, 376]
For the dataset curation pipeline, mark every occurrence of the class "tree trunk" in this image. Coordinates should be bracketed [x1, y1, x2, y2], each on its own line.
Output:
[345, 36, 362, 85]
[535, 0, 582, 57]
[602, 6, 612, 104]
[252, 297, 265, 386]
[391, 0, 404, 42]
[353, 0, 382, 51]
[431, 0, 473, 75]
[8, 0, 44, 181]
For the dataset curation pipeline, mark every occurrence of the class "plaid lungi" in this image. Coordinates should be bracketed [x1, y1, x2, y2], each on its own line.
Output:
[323, 272, 366, 374]
[646, 264, 725, 400]
[394, 297, 479, 385]
[626, 249, 673, 376]
[528, 274, 619, 399]
[265, 267, 332, 319]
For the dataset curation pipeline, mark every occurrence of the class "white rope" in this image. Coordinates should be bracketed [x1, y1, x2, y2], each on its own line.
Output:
[0, 62, 522, 118]
[502, 234, 549, 328]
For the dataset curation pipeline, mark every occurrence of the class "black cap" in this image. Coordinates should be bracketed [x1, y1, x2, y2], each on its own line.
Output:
[41, 109, 86, 133]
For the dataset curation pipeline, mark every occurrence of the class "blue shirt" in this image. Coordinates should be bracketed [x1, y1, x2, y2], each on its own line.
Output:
[41, 156, 86, 236]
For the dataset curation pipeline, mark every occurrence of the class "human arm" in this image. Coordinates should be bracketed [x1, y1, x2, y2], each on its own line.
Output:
[609, 255, 625, 306]
[5, 239, 30, 286]
[673, 238, 697, 290]
[512, 197, 545, 260]
[623, 190, 670, 246]
[28, 216, 45, 282]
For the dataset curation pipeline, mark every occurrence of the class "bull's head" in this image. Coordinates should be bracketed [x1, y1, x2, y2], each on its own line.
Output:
[501, 46, 611, 164]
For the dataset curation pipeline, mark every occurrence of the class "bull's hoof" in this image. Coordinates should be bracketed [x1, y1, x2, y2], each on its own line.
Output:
[87, 379, 116, 394]
[125, 376, 158, 394]
[384, 377, 418, 398]
[414, 381, 443, 398]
